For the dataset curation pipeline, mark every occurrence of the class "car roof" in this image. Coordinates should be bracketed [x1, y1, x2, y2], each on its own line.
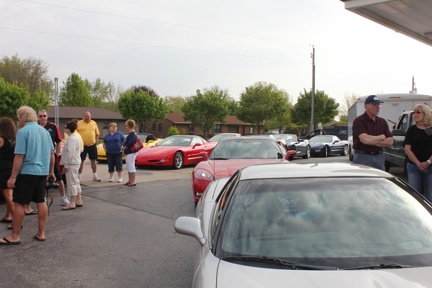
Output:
[237, 163, 393, 180]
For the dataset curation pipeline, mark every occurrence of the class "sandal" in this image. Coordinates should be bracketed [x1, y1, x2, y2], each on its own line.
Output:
[127, 183, 136, 187]
[25, 210, 38, 215]
[62, 205, 76, 210]
[0, 218, 13, 223]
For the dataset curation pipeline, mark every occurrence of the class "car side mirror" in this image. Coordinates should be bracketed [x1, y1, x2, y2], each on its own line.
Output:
[175, 217, 207, 246]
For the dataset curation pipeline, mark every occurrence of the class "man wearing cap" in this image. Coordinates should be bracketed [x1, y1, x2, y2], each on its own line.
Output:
[352, 95, 393, 170]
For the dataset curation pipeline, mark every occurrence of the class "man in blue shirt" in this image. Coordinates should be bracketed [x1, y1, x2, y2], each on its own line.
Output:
[0, 106, 55, 245]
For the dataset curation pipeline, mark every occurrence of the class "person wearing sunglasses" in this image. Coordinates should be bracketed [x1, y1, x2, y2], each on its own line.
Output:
[404, 104, 432, 201]
[37, 109, 69, 207]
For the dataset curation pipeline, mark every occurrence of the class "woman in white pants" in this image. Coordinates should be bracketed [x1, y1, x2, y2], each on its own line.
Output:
[60, 119, 83, 210]
[122, 119, 138, 186]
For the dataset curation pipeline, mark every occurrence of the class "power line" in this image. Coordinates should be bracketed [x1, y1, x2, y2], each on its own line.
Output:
[15, 0, 306, 45]
[0, 26, 308, 64]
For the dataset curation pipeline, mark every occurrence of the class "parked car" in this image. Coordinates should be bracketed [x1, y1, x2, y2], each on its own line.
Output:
[176, 162, 432, 288]
[270, 134, 310, 159]
[208, 133, 241, 142]
[309, 135, 349, 157]
[97, 133, 161, 162]
[135, 135, 216, 169]
[192, 136, 294, 204]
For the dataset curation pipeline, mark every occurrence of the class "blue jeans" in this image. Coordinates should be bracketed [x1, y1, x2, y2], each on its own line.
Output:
[406, 162, 432, 201]
[107, 152, 123, 173]
[353, 153, 385, 170]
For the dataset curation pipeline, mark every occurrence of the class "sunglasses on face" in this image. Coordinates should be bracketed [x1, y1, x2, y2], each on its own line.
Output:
[38, 115, 47, 118]
[414, 111, 423, 114]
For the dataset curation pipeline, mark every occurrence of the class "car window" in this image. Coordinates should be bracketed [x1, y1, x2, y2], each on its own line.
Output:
[190, 136, 203, 146]
[211, 139, 280, 159]
[218, 177, 432, 267]
[211, 174, 239, 249]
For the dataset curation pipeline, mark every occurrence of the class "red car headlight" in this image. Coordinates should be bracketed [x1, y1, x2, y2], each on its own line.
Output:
[194, 168, 214, 181]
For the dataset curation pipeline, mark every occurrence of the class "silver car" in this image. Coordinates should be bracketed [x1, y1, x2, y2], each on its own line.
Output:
[176, 163, 432, 288]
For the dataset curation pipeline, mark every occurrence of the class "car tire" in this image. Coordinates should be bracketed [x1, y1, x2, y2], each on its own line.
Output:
[302, 146, 310, 159]
[341, 145, 348, 156]
[322, 146, 328, 158]
[173, 151, 183, 169]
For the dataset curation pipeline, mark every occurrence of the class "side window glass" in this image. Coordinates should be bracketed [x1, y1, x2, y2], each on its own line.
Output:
[400, 114, 409, 131]
[211, 174, 239, 245]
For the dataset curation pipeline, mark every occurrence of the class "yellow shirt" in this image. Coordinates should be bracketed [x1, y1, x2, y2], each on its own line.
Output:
[77, 119, 99, 146]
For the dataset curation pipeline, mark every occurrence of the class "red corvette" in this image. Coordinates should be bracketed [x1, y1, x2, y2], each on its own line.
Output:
[192, 136, 295, 203]
[135, 135, 216, 169]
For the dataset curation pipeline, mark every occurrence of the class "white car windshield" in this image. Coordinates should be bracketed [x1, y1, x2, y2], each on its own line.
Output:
[219, 178, 432, 268]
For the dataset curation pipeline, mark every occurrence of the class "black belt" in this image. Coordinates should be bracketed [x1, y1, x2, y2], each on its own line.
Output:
[355, 150, 383, 155]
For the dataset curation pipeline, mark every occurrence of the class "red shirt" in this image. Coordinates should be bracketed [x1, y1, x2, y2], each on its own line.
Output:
[352, 112, 392, 153]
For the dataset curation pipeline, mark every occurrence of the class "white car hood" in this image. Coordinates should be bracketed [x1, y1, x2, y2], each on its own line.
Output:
[217, 261, 432, 288]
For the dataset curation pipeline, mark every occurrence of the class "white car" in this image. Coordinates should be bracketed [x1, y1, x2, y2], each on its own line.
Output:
[175, 163, 432, 288]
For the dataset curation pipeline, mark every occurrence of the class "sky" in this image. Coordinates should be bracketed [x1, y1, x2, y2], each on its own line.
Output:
[1, 0, 432, 107]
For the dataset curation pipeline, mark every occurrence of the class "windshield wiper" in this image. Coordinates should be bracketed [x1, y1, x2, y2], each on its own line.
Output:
[345, 263, 413, 270]
[222, 256, 337, 270]
[211, 157, 229, 160]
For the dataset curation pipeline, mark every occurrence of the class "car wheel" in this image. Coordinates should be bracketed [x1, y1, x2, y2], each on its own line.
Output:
[341, 145, 348, 156]
[322, 146, 328, 158]
[173, 151, 183, 169]
[302, 146, 310, 159]
[348, 146, 353, 161]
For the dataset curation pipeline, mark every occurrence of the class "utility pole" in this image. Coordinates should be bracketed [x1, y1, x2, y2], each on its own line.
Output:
[310, 46, 315, 132]
[410, 76, 417, 94]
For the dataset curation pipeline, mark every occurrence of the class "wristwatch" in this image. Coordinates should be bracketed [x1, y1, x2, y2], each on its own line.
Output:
[427, 159, 431, 165]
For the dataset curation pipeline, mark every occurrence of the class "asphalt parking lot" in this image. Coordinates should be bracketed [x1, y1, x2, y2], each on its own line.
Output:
[0, 156, 407, 287]
[0, 161, 196, 288]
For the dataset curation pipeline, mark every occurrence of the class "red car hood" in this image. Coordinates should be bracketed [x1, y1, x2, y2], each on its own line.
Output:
[200, 158, 287, 179]
[139, 145, 180, 157]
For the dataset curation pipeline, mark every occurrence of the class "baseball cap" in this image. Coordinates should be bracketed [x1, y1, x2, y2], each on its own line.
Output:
[364, 95, 383, 105]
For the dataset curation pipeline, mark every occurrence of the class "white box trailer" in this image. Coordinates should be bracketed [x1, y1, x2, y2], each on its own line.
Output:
[347, 93, 432, 160]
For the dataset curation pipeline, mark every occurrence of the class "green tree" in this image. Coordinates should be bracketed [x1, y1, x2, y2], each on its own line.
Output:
[237, 82, 287, 134]
[291, 89, 339, 131]
[118, 86, 169, 132]
[0, 77, 29, 119]
[59, 73, 93, 107]
[27, 91, 50, 113]
[182, 86, 230, 138]
[84, 78, 111, 107]
[227, 96, 239, 115]
[168, 126, 180, 136]
[165, 95, 185, 113]
[339, 93, 358, 119]
[265, 91, 293, 133]
[0, 54, 53, 97]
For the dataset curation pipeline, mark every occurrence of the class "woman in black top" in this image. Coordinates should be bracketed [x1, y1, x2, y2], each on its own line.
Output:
[404, 104, 432, 201]
[0, 117, 17, 223]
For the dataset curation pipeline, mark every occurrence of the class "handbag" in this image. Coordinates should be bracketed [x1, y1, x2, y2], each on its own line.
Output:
[130, 134, 144, 153]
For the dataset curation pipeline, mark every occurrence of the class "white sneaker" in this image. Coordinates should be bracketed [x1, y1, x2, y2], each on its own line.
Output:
[60, 197, 70, 206]
[109, 176, 114, 182]
[93, 176, 101, 182]
[117, 177, 123, 183]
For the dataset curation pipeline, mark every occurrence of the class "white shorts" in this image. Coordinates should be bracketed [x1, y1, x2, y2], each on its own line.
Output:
[126, 153, 137, 173]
